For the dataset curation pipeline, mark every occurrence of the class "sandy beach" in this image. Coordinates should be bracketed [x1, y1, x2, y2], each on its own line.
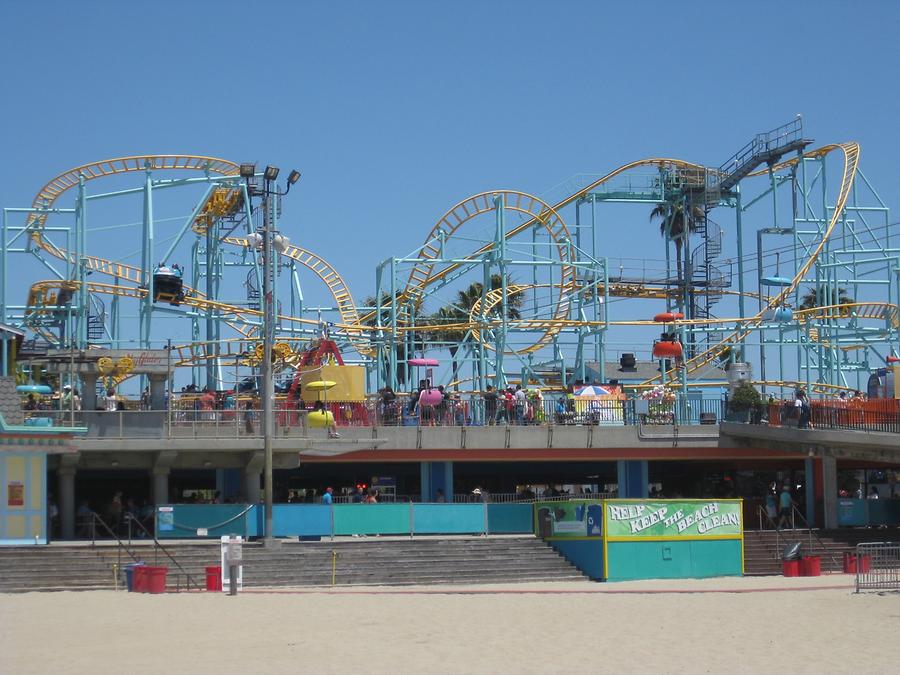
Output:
[1, 575, 896, 675]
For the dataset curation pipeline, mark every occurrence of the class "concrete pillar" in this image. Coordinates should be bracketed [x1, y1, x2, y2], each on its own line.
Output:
[152, 469, 170, 505]
[821, 454, 838, 529]
[420, 461, 454, 502]
[58, 467, 76, 540]
[81, 372, 98, 411]
[149, 374, 167, 410]
[244, 472, 261, 504]
[804, 457, 816, 527]
[617, 460, 649, 498]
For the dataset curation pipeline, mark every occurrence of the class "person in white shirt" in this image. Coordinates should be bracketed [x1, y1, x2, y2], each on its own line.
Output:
[105, 389, 118, 412]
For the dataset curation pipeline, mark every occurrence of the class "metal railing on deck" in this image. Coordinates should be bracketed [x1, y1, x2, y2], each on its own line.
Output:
[26, 396, 726, 437]
[371, 397, 724, 428]
[754, 398, 900, 434]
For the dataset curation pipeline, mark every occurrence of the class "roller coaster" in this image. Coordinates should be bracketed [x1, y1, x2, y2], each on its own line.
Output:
[2, 117, 896, 399]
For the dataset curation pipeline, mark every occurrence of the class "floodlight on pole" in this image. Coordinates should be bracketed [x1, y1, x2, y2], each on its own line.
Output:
[240, 163, 256, 178]
[264, 165, 280, 181]
[273, 234, 290, 254]
[287, 170, 301, 186]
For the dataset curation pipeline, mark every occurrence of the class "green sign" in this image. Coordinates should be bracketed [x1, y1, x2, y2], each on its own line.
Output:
[534, 501, 603, 539]
[605, 500, 742, 538]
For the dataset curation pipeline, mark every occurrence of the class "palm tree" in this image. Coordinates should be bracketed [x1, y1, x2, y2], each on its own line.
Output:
[427, 274, 523, 385]
[650, 202, 705, 284]
[799, 286, 853, 311]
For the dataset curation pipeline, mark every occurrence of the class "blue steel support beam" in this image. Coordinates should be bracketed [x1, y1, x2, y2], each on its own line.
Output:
[495, 195, 507, 388]
[161, 183, 215, 264]
[75, 176, 88, 347]
[139, 166, 154, 350]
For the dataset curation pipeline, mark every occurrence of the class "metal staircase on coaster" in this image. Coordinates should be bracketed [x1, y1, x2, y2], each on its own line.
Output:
[244, 270, 260, 305]
[690, 218, 730, 340]
[717, 117, 812, 191]
[87, 296, 106, 342]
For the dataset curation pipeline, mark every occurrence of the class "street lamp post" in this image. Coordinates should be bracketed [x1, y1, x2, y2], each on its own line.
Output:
[245, 164, 300, 546]
[261, 169, 276, 546]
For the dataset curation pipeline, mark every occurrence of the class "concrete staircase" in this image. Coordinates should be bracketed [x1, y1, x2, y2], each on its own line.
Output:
[0, 536, 588, 592]
[743, 527, 900, 575]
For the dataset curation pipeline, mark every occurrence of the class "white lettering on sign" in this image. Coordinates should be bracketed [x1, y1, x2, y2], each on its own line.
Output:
[697, 511, 739, 534]
[608, 504, 646, 521]
[629, 507, 668, 534]
[612, 502, 737, 535]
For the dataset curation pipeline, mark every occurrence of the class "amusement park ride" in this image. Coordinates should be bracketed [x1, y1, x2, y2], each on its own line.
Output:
[1, 117, 897, 402]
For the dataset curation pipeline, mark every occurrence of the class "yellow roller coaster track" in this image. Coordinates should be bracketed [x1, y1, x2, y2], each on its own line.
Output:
[20, 146, 874, 380]
[403, 190, 577, 354]
[463, 283, 894, 358]
[641, 143, 862, 385]
[21, 155, 370, 353]
[221, 236, 372, 356]
[350, 161, 707, 341]
[26, 155, 239, 283]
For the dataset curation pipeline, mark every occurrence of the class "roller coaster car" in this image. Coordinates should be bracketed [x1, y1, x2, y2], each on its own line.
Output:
[153, 269, 185, 306]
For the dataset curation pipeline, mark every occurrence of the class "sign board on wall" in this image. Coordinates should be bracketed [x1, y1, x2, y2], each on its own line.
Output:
[605, 500, 742, 538]
[157, 506, 174, 532]
[7, 482, 24, 507]
[45, 349, 171, 375]
[534, 501, 603, 539]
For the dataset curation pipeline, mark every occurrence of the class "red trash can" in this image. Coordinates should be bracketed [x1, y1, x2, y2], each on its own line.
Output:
[842, 552, 857, 574]
[146, 566, 168, 594]
[205, 566, 222, 591]
[782, 559, 801, 577]
[801, 556, 821, 577]
[133, 565, 149, 593]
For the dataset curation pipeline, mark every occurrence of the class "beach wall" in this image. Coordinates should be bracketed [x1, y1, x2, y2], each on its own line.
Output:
[532, 499, 744, 582]
[156, 503, 534, 539]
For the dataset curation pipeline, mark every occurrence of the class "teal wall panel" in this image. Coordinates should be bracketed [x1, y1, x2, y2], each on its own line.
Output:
[606, 539, 742, 581]
[273, 504, 331, 537]
[551, 540, 603, 580]
[487, 504, 533, 533]
[413, 504, 483, 534]
[156, 504, 256, 539]
[333, 503, 410, 535]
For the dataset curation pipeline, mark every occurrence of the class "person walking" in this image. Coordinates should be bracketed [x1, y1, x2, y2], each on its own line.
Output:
[777, 484, 794, 530]
[243, 400, 255, 434]
[514, 385, 527, 426]
[765, 488, 778, 527]
[483, 385, 498, 425]
[321, 487, 334, 505]
[795, 389, 812, 429]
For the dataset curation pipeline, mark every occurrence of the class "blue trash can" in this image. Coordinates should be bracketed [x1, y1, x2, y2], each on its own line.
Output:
[124, 562, 145, 592]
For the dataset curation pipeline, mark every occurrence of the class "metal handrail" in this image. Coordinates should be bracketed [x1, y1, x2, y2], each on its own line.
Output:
[791, 504, 840, 568]
[88, 512, 142, 587]
[126, 514, 200, 591]
[167, 503, 256, 533]
[755, 505, 788, 560]
[90, 511, 198, 591]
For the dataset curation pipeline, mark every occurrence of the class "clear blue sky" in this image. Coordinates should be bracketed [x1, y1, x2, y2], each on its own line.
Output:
[1, 1, 898, 383]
